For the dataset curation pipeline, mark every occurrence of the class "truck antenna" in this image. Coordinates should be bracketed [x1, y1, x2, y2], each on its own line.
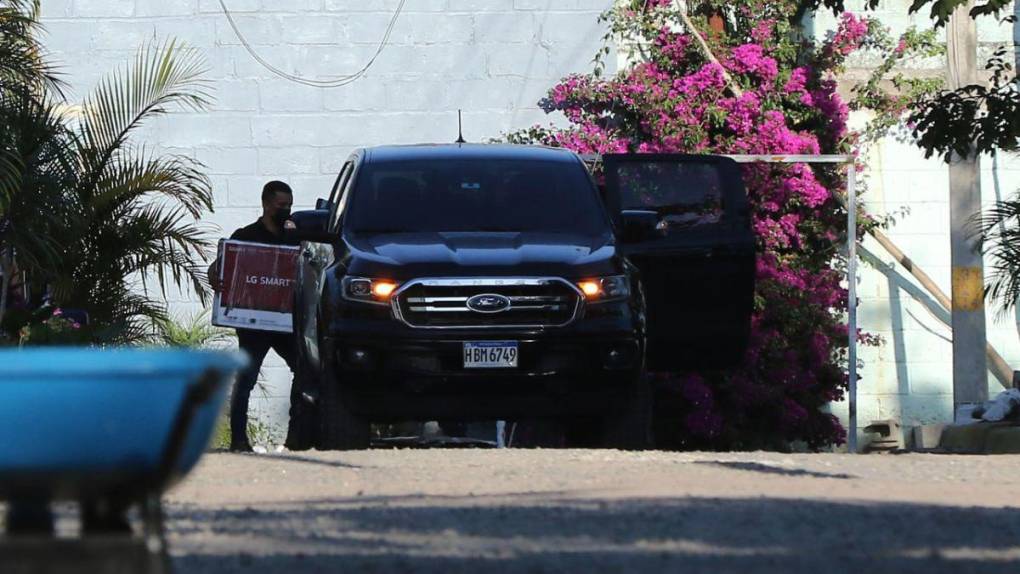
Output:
[455, 109, 466, 144]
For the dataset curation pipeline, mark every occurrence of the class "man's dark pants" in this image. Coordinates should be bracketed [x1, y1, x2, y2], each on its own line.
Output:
[232, 328, 306, 447]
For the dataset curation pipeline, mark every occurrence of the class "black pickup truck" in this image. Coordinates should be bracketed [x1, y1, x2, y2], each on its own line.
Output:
[289, 144, 755, 450]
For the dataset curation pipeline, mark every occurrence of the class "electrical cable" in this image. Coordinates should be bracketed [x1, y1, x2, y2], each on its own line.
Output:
[217, 0, 406, 88]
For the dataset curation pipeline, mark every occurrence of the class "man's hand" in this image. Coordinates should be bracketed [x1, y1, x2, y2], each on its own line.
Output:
[208, 259, 222, 292]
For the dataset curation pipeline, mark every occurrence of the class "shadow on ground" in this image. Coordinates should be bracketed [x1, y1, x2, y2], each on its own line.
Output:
[169, 495, 1020, 574]
[694, 460, 858, 479]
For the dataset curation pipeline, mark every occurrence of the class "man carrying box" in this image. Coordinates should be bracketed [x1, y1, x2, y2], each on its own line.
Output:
[209, 180, 308, 452]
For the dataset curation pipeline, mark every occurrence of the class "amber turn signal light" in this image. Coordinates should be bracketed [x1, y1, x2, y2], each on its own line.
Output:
[578, 281, 602, 298]
[371, 281, 398, 298]
[577, 276, 630, 302]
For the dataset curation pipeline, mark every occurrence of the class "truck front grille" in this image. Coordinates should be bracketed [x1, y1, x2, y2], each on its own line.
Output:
[394, 278, 583, 329]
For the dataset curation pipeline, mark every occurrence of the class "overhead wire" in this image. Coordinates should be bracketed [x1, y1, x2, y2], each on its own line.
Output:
[217, 0, 406, 88]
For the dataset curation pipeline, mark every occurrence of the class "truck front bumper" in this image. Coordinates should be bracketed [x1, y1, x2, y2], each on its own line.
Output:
[322, 310, 643, 420]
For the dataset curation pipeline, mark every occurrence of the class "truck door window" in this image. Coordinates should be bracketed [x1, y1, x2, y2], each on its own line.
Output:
[329, 160, 355, 232]
[616, 162, 724, 228]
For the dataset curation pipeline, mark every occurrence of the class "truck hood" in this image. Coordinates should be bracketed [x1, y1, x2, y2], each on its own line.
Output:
[344, 231, 620, 279]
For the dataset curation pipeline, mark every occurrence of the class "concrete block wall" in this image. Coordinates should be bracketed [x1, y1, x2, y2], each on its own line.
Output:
[40, 0, 615, 436]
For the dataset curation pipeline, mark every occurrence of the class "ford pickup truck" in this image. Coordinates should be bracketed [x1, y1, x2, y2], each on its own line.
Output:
[289, 144, 755, 450]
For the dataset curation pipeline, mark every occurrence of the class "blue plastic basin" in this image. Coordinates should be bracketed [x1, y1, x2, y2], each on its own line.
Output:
[0, 348, 246, 497]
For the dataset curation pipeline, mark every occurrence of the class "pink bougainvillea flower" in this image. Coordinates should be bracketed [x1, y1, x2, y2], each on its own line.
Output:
[727, 44, 779, 84]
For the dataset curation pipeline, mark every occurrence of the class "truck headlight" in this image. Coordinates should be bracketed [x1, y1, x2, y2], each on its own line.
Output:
[577, 275, 630, 303]
[342, 277, 399, 306]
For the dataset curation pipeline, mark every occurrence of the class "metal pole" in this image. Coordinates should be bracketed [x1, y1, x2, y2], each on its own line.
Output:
[847, 163, 858, 453]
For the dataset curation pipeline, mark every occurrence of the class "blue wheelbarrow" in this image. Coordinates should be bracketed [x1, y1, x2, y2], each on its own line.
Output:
[0, 348, 246, 574]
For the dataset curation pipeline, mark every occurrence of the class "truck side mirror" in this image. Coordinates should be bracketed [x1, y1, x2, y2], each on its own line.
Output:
[315, 198, 329, 210]
[287, 209, 335, 244]
[620, 210, 661, 243]
[291, 209, 328, 232]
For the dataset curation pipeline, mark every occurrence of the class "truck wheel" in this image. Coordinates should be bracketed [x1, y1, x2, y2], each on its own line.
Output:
[317, 356, 371, 450]
[600, 374, 653, 450]
[511, 420, 567, 448]
[564, 418, 600, 448]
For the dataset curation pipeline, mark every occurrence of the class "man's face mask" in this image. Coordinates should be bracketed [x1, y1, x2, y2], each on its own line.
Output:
[272, 206, 291, 227]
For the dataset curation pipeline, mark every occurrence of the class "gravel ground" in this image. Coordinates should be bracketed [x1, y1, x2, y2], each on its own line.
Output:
[166, 449, 1020, 573]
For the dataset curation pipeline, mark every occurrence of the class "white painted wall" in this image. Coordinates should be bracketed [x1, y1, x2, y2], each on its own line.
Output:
[40, 0, 615, 437]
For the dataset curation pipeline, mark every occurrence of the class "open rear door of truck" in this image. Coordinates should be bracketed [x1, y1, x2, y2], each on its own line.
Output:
[602, 154, 756, 370]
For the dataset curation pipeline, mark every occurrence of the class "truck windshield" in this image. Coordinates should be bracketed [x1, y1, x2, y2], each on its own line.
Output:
[346, 158, 608, 235]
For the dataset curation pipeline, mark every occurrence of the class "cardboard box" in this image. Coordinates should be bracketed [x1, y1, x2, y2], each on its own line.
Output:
[212, 240, 300, 333]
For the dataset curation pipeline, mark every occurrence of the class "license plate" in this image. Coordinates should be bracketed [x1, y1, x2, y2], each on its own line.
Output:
[463, 341, 518, 368]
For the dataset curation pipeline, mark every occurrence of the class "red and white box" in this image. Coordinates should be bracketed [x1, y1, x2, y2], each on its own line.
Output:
[212, 240, 300, 333]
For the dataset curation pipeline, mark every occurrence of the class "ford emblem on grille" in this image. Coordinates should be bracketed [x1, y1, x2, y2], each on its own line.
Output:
[466, 293, 512, 313]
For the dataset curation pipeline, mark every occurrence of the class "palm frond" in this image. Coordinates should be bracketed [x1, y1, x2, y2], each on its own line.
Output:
[0, 92, 74, 269]
[64, 199, 215, 310]
[0, 148, 20, 206]
[91, 151, 213, 219]
[74, 286, 169, 345]
[115, 289, 169, 324]
[0, 1, 41, 22]
[125, 206, 216, 304]
[0, 1, 65, 97]
[76, 39, 211, 193]
[0, 0, 51, 209]
[40, 40, 218, 333]
[975, 195, 1020, 315]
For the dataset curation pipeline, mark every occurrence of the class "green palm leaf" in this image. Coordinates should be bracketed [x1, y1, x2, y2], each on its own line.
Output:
[0, 1, 65, 97]
[976, 196, 1020, 315]
[0, 148, 20, 206]
[76, 39, 210, 193]
[92, 151, 213, 219]
[0, 93, 74, 265]
[1, 0, 69, 274]
[113, 202, 216, 300]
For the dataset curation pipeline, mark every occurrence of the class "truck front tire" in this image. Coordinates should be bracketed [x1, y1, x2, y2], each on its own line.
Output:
[600, 374, 653, 450]
[317, 355, 371, 450]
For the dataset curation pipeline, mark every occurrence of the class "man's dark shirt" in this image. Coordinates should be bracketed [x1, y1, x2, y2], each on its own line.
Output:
[229, 219, 295, 245]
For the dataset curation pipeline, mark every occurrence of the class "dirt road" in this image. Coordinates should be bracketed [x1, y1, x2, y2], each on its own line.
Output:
[167, 450, 1020, 573]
